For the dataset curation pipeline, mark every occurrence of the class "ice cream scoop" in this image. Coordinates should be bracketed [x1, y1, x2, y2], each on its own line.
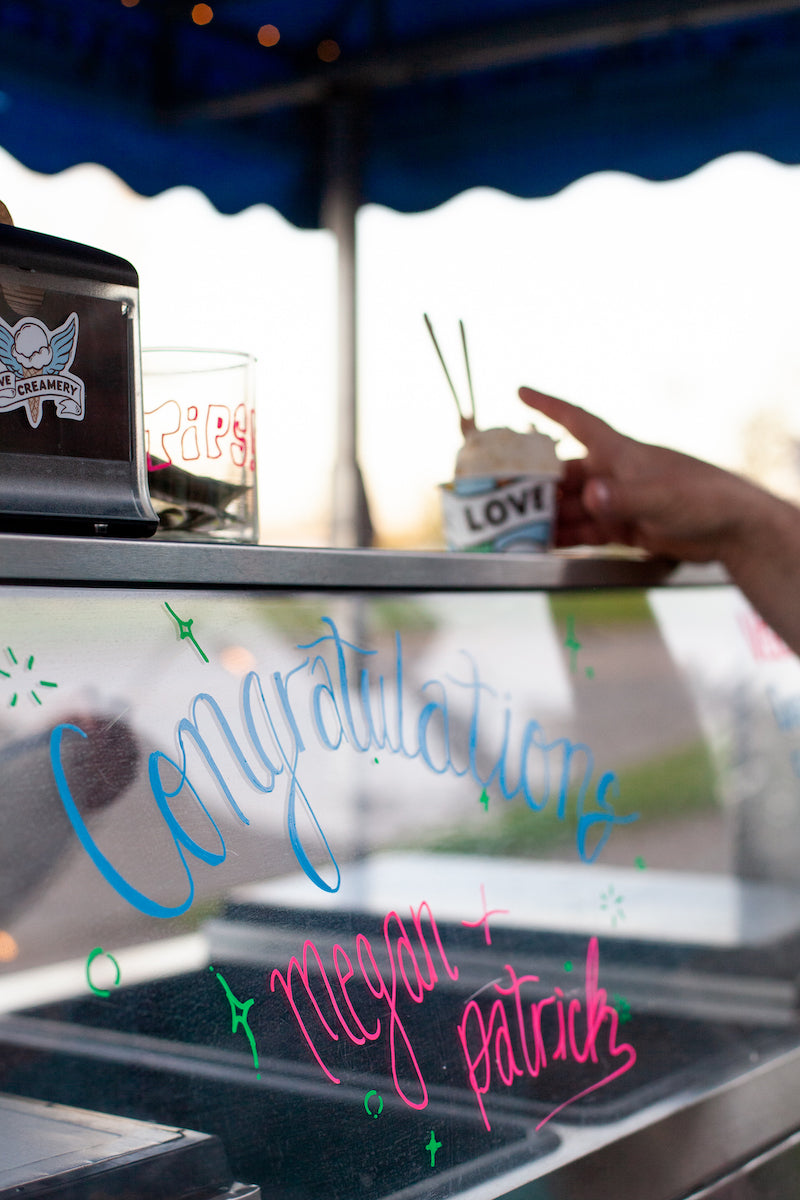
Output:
[455, 425, 560, 479]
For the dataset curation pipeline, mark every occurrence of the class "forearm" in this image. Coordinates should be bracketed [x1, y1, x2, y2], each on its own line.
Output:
[517, 386, 800, 654]
[719, 485, 800, 657]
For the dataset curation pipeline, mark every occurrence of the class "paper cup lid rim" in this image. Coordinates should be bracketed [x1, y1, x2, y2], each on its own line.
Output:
[439, 471, 561, 488]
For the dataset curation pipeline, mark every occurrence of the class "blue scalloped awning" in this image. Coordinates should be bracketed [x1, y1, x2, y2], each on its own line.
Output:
[1, 0, 799, 226]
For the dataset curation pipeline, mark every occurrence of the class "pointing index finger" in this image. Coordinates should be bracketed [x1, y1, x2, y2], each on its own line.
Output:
[518, 387, 621, 455]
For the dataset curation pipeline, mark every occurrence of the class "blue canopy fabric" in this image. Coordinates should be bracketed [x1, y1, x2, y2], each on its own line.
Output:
[1, 0, 800, 227]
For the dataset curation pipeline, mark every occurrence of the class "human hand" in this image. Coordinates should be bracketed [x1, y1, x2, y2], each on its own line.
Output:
[518, 386, 764, 563]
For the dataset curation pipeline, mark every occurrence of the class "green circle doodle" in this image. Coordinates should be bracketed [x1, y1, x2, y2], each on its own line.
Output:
[86, 946, 121, 997]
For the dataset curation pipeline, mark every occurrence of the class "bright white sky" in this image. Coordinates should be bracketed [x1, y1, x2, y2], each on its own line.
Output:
[2, 147, 799, 545]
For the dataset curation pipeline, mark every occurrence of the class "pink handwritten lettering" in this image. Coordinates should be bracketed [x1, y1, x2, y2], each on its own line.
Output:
[739, 611, 791, 662]
[145, 400, 255, 471]
[232, 404, 256, 470]
[457, 936, 636, 1130]
[270, 901, 459, 1108]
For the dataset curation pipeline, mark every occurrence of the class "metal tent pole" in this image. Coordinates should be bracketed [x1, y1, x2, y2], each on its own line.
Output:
[322, 93, 373, 548]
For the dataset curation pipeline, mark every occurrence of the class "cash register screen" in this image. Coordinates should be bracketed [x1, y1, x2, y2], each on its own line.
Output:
[0, 284, 131, 462]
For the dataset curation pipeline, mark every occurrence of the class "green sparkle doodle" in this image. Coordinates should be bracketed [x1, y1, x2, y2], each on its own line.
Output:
[611, 993, 632, 1024]
[210, 965, 261, 1078]
[600, 885, 625, 927]
[564, 615, 581, 673]
[425, 1130, 442, 1167]
[2, 646, 58, 708]
[165, 602, 209, 663]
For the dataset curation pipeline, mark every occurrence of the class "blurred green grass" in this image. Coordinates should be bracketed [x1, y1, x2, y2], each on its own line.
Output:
[424, 738, 718, 859]
[549, 589, 654, 628]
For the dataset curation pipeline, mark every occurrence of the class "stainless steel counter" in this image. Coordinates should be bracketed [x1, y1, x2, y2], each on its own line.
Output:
[0, 533, 728, 590]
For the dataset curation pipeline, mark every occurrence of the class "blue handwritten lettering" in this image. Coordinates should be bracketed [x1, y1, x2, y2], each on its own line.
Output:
[767, 686, 800, 733]
[241, 666, 341, 895]
[309, 654, 348, 751]
[50, 617, 634, 919]
[303, 618, 372, 752]
[51, 723, 226, 919]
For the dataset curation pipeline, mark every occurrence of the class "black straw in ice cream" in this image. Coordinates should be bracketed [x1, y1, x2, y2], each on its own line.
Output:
[459, 319, 477, 429]
[423, 313, 462, 416]
[423, 313, 476, 435]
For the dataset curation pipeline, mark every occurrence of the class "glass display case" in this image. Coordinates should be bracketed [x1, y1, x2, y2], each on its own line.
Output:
[2, 535, 800, 1199]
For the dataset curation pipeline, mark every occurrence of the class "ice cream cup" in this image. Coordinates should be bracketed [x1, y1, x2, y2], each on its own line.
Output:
[439, 472, 559, 552]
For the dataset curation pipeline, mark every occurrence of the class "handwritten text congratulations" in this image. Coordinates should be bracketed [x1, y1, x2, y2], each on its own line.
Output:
[49, 617, 637, 918]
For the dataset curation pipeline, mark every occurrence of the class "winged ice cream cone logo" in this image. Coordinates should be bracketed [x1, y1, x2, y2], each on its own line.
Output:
[0, 312, 83, 428]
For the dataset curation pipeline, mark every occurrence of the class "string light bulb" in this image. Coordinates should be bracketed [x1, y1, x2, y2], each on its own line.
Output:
[317, 39, 341, 62]
[191, 3, 213, 25]
[258, 24, 280, 47]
